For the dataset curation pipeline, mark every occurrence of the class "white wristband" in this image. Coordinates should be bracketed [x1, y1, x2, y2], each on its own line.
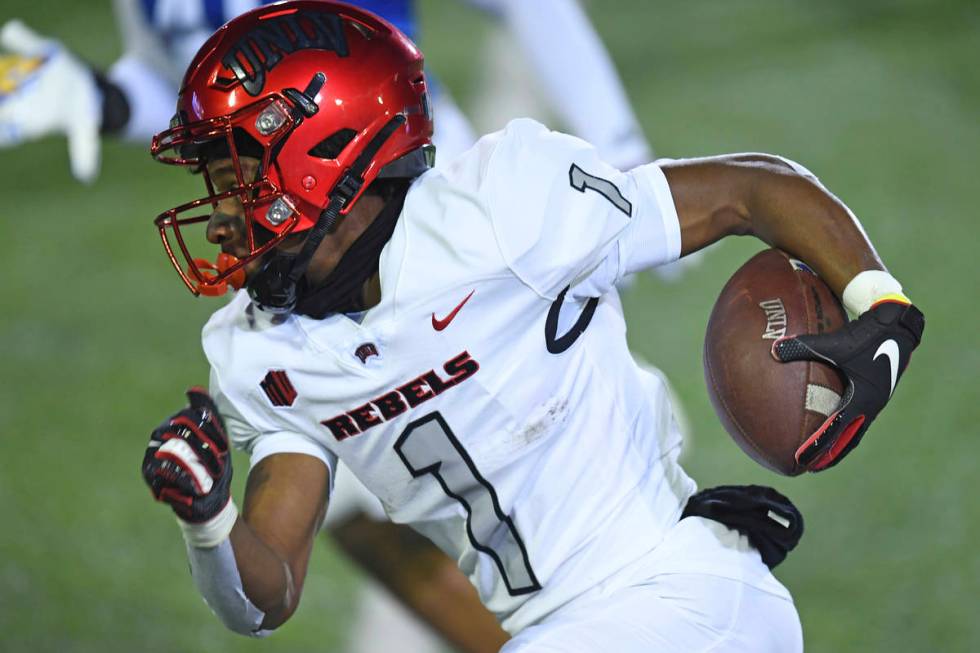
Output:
[841, 270, 908, 317]
[178, 500, 239, 548]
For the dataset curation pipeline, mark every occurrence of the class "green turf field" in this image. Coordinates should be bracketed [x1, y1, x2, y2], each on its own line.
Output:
[1, 1, 977, 651]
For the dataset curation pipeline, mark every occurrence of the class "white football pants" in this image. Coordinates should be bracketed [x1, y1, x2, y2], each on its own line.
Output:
[502, 517, 803, 653]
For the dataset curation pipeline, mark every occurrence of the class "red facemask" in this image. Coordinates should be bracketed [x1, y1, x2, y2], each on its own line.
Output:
[150, 1, 433, 298]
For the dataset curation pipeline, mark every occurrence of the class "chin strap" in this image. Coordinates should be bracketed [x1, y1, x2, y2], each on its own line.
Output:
[293, 185, 406, 318]
[248, 114, 408, 314]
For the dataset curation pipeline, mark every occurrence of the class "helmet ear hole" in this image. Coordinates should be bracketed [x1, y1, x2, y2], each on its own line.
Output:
[308, 128, 357, 159]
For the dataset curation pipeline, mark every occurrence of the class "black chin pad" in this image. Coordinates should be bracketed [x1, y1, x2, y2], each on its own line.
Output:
[247, 253, 299, 314]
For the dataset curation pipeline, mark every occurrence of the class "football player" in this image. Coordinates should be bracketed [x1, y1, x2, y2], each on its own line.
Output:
[4, 2, 660, 651]
[139, 3, 924, 650]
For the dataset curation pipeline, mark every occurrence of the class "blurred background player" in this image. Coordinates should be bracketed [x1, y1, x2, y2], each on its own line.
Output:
[0, 1, 661, 651]
[0, 0, 653, 179]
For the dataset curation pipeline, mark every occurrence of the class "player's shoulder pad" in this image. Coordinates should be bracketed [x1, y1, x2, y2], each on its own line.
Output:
[379, 130, 506, 309]
[482, 118, 634, 300]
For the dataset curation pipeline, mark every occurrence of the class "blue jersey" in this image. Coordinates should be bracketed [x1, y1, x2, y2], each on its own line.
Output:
[138, 0, 417, 42]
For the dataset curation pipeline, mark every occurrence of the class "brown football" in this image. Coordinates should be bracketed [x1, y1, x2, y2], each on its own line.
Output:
[703, 248, 847, 475]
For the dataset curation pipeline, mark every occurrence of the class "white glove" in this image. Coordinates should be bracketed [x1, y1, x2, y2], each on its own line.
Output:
[0, 20, 101, 183]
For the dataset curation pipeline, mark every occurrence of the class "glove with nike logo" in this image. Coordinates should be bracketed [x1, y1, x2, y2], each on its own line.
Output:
[772, 298, 925, 471]
[141, 388, 233, 523]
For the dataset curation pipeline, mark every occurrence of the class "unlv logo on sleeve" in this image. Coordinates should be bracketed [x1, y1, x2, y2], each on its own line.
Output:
[355, 342, 380, 364]
[261, 370, 298, 407]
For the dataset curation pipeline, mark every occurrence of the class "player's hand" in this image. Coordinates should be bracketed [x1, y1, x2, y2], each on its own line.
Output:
[141, 388, 233, 523]
[772, 300, 925, 471]
[0, 20, 101, 183]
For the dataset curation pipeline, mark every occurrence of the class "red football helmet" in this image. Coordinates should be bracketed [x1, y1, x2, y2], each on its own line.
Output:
[151, 0, 433, 298]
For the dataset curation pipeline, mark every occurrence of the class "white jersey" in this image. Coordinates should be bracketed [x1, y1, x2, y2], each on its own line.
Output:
[203, 118, 693, 632]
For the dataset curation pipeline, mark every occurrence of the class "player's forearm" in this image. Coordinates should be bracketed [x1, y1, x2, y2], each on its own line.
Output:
[179, 513, 305, 635]
[665, 155, 885, 296]
[227, 452, 329, 630]
[227, 518, 299, 629]
[739, 156, 884, 296]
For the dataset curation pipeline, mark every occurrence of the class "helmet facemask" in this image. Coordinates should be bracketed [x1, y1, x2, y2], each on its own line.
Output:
[150, 1, 435, 308]
[151, 97, 303, 297]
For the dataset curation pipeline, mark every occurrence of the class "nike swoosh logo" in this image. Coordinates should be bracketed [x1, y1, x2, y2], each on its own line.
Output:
[874, 339, 900, 397]
[432, 290, 474, 331]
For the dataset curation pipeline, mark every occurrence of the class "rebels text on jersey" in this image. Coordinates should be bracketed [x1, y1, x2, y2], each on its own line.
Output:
[203, 119, 694, 632]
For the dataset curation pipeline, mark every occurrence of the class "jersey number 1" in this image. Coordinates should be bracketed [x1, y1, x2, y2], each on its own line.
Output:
[543, 164, 632, 354]
[394, 412, 541, 596]
[568, 163, 632, 216]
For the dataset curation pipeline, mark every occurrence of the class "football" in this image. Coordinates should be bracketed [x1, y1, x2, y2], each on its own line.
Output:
[703, 249, 848, 475]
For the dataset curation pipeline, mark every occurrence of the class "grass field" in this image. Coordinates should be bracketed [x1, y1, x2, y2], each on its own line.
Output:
[1, 1, 978, 651]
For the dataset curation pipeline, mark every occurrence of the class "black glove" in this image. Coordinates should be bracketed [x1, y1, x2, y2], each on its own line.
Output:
[142, 388, 232, 523]
[682, 485, 803, 569]
[772, 300, 925, 471]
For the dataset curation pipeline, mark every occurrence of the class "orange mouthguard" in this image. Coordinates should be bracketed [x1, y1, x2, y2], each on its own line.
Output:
[190, 252, 247, 296]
